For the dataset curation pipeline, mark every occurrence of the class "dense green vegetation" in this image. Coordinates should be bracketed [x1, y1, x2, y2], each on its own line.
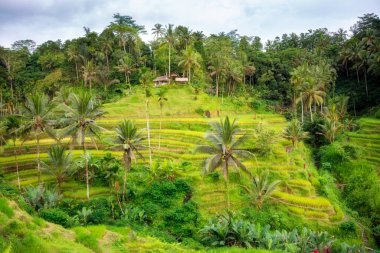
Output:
[0, 12, 379, 253]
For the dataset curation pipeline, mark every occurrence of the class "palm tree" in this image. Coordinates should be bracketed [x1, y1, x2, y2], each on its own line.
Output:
[165, 24, 175, 83]
[152, 23, 165, 40]
[140, 71, 154, 167]
[243, 170, 281, 209]
[290, 63, 309, 117]
[82, 60, 97, 93]
[114, 120, 144, 197]
[67, 45, 81, 81]
[196, 116, 253, 209]
[319, 118, 343, 143]
[156, 89, 168, 149]
[358, 49, 370, 97]
[42, 145, 71, 192]
[21, 93, 54, 184]
[115, 54, 134, 89]
[61, 91, 104, 200]
[97, 66, 120, 92]
[178, 47, 201, 83]
[4, 115, 21, 189]
[283, 119, 308, 147]
[298, 81, 325, 122]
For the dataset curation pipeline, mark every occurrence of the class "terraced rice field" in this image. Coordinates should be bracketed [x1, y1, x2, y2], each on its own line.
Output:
[346, 117, 380, 172]
[0, 86, 343, 223]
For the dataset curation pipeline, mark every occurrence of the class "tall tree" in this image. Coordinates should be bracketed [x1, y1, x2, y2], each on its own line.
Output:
[156, 89, 168, 149]
[152, 23, 165, 40]
[4, 115, 21, 189]
[165, 24, 175, 82]
[61, 91, 104, 199]
[114, 120, 144, 197]
[178, 47, 201, 83]
[140, 70, 154, 167]
[21, 93, 54, 184]
[115, 54, 134, 89]
[196, 116, 252, 209]
[81, 60, 97, 93]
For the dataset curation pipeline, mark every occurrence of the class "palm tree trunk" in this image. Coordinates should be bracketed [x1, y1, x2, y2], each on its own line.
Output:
[188, 66, 191, 83]
[216, 75, 219, 97]
[37, 134, 41, 184]
[301, 96, 304, 123]
[82, 128, 90, 200]
[356, 67, 360, 87]
[159, 105, 162, 149]
[10, 78, 14, 101]
[168, 44, 171, 84]
[310, 104, 313, 121]
[146, 99, 152, 167]
[75, 62, 79, 81]
[122, 151, 131, 200]
[224, 161, 230, 210]
[13, 141, 20, 190]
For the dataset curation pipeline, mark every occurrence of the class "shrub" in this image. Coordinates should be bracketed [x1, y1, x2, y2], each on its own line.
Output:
[39, 208, 70, 228]
[163, 201, 199, 238]
[255, 124, 276, 157]
[319, 143, 349, 167]
[195, 107, 204, 116]
[339, 221, 356, 235]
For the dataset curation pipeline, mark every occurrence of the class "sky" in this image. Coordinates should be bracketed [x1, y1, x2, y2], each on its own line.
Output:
[0, 0, 379, 48]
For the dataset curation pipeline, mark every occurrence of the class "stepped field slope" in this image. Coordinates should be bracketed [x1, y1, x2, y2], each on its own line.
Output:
[346, 117, 380, 173]
[0, 86, 344, 225]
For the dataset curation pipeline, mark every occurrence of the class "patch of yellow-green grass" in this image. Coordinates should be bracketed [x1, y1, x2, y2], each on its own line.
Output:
[63, 186, 110, 199]
[304, 210, 329, 219]
[272, 191, 332, 210]
[287, 206, 305, 215]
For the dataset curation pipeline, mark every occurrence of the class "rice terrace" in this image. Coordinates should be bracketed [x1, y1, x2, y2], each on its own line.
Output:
[0, 1, 379, 252]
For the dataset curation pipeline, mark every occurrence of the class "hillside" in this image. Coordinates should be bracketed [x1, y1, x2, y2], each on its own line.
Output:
[0, 86, 344, 226]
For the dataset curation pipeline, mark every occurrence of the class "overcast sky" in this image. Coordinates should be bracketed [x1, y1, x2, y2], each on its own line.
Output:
[0, 0, 379, 48]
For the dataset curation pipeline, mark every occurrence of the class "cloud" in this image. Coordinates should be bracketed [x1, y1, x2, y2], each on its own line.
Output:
[0, 0, 379, 47]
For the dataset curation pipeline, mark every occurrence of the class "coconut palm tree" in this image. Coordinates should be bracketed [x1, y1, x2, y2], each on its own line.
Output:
[196, 116, 253, 209]
[4, 115, 21, 189]
[178, 47, 201, 83]
[115, 54, 134, 89]
[140, 70, 154, 167]
[114, 120, 144, 197]
[42, 145, 72, 192]
[67, 45, 81, 81]
[298, 81, 325, 122]
[319, 118, 343, 143]
[283, 119, 308, 147]
[82, 60, 97, 93]
[20, 93, 54, 184]
[243, 170, 281, 209]
[152, 23, 165, 40]
[156, 89, 168, 149]
[165, 24, 175, 83]
[61, 91, 104, 200]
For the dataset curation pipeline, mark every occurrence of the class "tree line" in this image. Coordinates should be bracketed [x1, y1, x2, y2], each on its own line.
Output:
[0, 13, 379, 116]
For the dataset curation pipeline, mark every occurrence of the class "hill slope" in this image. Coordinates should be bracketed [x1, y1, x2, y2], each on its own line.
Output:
[0, 86, 344, 227]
